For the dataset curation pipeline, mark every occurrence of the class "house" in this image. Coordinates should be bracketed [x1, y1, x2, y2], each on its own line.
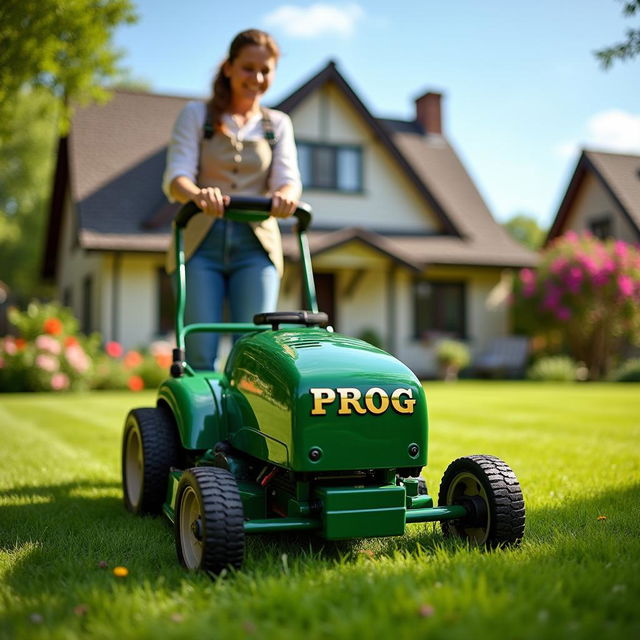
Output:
[546, 149, 640, 245]
[43, 61, 536, 377]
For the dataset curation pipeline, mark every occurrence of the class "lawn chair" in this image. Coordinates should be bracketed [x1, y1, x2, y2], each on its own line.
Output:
[474, 336, 529, 379]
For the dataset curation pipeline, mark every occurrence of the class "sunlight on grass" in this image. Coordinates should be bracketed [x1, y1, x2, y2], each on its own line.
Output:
[0, 384, 638, 640]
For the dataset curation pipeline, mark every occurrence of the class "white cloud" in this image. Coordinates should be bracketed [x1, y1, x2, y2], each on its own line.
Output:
[555, 109, 640, 159]
[263, 3, 364, 38]
[586, 109, 640, 152]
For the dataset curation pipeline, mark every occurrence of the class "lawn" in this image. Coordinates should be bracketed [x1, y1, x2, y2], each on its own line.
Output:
[1, 382, 639, 640]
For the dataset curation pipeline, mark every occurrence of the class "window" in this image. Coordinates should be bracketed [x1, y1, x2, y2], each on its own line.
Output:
[297, 142, 363, 192]
[157, 268, 175, 335]
[82, 276, 93, 334]
[589, 216, 612, 240]
[414, 280, 466, 340]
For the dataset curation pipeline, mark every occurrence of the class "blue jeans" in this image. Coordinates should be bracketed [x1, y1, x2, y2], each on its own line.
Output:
[181, 219, 279, 370]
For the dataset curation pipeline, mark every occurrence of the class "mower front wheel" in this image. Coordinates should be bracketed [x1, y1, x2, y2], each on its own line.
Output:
[175, 467, 245, 574]
[438, 454, 525, 548]
[122, 406, 180, 515]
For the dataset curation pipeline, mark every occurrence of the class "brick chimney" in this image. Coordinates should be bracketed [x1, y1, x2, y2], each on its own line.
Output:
[415, 91, 443, 135]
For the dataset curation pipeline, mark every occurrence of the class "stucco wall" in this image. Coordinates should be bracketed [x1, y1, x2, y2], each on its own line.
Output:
[291, 84, 441, 232]
[56, 193, 103, 332]
[564, 173, 638, 243]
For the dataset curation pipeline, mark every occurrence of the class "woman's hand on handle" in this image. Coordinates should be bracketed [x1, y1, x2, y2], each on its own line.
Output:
[192, 187, 230, 217]
[270, 190, 298, 218]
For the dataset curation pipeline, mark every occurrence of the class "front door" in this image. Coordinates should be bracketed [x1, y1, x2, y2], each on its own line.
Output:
[309, 272, 336, 329]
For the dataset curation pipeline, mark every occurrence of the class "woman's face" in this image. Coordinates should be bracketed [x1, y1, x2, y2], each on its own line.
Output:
[224, 45, 277, 104]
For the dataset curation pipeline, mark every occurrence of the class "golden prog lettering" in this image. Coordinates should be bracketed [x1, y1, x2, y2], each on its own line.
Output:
[309, 387, 416, 416]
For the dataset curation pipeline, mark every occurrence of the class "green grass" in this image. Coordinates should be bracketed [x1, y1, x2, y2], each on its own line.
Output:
[1, 382, 639, 640]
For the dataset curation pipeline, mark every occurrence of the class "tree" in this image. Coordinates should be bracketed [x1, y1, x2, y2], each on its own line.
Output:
[502, 213, 546, 250]
[0, 89, 59, 300]
[595, 0, 640, 68]
[512, 232, 640, 380]
[0, 1, 137, 301]
[0, 0, 137, 138]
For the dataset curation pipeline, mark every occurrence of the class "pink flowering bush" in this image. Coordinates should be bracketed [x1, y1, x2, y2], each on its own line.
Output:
[512, 232, 640, 379]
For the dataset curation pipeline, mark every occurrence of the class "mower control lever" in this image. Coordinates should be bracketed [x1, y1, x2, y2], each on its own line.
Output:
[174, 197, 312, 231]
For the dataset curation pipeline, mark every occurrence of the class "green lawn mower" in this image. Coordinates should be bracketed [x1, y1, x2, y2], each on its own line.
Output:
[121, 197, 525, 573]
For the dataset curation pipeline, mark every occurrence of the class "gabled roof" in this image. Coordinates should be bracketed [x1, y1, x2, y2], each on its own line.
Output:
[546, 149, 640, 244]
[43, 61, 536, 276]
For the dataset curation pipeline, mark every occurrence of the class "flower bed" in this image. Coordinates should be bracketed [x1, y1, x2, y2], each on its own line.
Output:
[0, 302, 172, 392]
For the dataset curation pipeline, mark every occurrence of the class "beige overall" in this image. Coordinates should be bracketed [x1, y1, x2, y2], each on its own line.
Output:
[165, 124, 283, 275]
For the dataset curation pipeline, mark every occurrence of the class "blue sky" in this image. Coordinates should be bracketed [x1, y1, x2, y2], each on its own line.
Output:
[113, 0, 639, 227]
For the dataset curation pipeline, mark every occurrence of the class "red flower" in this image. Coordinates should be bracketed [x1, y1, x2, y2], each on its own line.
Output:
[105, 341, 123, 358]
[127, 375, 144, 391]
[154, 352, 172, 368]
[64, 336, 79, 347]
[15, 338, 27, 350]
[124, 350, 143, 369]
[43, 317, 63, 336]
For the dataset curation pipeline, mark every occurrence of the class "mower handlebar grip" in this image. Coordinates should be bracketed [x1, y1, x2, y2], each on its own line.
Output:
[173, 197, 312, 231]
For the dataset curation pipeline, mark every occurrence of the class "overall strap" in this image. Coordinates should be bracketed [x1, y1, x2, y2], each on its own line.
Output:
[203, 108, 214, 140]
[202, 106, 276, 146]
[260, 107, 277, 148]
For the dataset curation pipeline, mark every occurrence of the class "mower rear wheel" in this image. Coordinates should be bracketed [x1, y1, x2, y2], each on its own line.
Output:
[438, 455, 525, 548]
[122, 406, 180, 515]
[175, 467, 245, 574]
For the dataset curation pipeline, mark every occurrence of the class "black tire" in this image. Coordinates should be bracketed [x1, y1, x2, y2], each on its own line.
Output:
[122, 406, 181, 515]
[174, 467, 245, 574]
[438, 455, 525, 548]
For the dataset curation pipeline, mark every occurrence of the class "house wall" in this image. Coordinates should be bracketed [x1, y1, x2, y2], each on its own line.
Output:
[291, 84, 441, 233]
[564, 173, 639, 243]
[112, 254, 166, 349]
[280, 246, 513, 378]
[57, 191, 104, 332]
[393, 266, 512, 377]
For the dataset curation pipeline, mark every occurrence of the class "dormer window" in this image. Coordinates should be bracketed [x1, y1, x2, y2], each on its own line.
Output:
[297, 141, 363, 192]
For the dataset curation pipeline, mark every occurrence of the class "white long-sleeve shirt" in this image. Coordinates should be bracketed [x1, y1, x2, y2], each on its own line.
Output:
[162, 101, 301, 201]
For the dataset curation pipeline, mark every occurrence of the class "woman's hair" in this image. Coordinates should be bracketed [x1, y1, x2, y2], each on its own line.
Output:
[207, 29, 280, 132]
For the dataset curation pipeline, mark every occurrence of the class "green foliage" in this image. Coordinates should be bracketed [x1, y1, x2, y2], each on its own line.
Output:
[357, 328, 384, 348]
[0, 89, 58, 299]
[512, 232, 640, 379]
[526, 355, 578, 382]
[502, 213, 546, 250]
[608, 357, 640, 382]
[0, 0, 137, 137]
[0, 2, 138, 299]
[594, 0, 640, 68]
[1, 383, 639, 639]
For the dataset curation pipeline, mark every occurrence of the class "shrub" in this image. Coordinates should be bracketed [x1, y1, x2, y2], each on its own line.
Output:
[512, 233, 640, 379]
[0, 303, 99, 392]
[0, 301, 173, 392]
[527, 356, 578, 382]
[608, 358, 640, 382]
[358, 328, 384, 349]
[436, 339, 470, 381]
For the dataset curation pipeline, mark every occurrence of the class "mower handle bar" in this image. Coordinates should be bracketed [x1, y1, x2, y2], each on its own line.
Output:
[173, 196, 312, 231]
[172, 195, 319, 367]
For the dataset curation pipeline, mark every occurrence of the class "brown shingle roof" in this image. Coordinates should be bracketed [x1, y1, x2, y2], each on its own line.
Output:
[44, 63, 538, 275]
[547, 149, 640, 243]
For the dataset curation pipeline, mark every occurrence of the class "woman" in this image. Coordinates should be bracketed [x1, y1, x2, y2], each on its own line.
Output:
[162, 29, 302, 370]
